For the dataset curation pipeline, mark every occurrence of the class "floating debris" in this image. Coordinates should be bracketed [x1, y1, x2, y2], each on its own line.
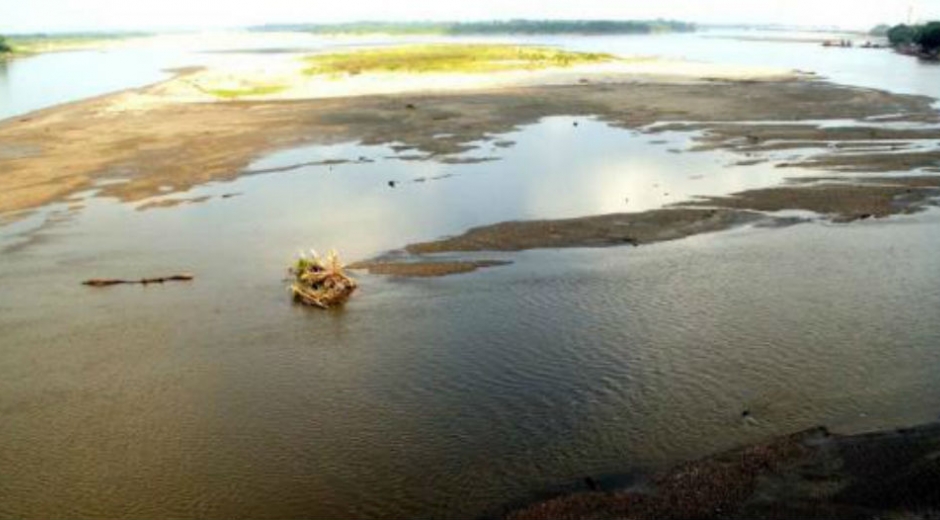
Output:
[82, 274, 194, 287]
[289, 249, 358, 308]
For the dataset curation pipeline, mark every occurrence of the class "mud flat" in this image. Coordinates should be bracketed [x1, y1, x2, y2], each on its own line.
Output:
[357, 177, 939, 276]
[508, 421, 940, 520]
[347, 259, 512, 277]
[3, 56, 940, 278]
[407, 209, 765, 253]
[2, 70, 939, 222]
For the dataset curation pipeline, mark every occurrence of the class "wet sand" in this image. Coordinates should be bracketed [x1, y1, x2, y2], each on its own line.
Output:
[1, 75, 938, 222]
[357, 177, 939, 276]
[347, 259, 512, 277]
[508, 422, 940, 519]
[407, 210, 765, 252]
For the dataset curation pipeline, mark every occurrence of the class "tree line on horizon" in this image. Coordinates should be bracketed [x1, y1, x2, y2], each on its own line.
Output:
[0, 35, 12, 53]
[886, 21, 940, 58]
[252, 20, 696, 36]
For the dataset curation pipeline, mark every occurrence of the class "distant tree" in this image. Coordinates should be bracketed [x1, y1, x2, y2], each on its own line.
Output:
[252, 20, 697, 36]
[913, 21, 940, 54]
[887, 24, 917, 46]
[0, 36, 12, 53]
[870, 24, 891, 37]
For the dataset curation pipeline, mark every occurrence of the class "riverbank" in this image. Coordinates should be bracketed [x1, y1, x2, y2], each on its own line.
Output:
[508, 421, 940, 519]
[1, 34, 144, 57]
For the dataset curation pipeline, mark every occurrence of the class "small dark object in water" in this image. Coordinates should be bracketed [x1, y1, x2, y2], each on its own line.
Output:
[573, 121, 579, 127]
[858, 213, 874, 220]
[742, 409, 751, 418]
[83, 274, 194, 287]
[221, 193, 240, 199]
[388, 180, 396, 188]
[405, 103, 416, 110]
[584, 476, 600, 491]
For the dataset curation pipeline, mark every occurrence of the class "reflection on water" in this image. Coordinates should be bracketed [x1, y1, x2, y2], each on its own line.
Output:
[0, 117, 804, 257]
[2, 115, 940, 519]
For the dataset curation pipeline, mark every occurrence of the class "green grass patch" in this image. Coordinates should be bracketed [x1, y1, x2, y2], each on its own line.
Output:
[303, 44, 617, 75]
[206, 84, 288, 99]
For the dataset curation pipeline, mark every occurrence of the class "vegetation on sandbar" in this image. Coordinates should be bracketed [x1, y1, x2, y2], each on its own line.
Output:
[303, 44, 616, 75]
[0, 36, 12, 54]
[206, 84, 288, 99]
[254, 19, 696, 36]
[887, 21, 940, 59]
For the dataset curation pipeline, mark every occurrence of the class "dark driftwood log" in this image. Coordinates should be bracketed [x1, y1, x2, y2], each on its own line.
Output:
[82, 274, 194, 287]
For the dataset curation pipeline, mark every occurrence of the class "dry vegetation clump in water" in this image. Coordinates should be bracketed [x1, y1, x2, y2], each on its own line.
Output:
[289, 249, 358, 308]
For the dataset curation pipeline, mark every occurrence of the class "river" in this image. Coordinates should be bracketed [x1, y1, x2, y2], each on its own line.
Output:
[1, 30, 939, 519]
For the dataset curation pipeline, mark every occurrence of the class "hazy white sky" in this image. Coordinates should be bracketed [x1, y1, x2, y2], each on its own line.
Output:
[2, 0, 939, 34]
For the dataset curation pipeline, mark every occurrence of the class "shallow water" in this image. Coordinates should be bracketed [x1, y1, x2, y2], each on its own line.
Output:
[0, 48, 177, 120]
[3, 113, 940, 518]
[554, 30, 940, 99]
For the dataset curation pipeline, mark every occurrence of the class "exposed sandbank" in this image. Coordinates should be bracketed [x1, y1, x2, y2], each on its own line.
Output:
[406, 209, 766, 253]
[2, 75, 938, 223]
[359, 177, 938, 276]
[156, 56, 799, 103]
[2, 59, 940, 277]
[347, 259, 512, 277]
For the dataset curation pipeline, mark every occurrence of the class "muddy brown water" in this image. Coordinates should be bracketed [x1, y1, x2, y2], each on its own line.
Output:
[3, 113, 940, 518]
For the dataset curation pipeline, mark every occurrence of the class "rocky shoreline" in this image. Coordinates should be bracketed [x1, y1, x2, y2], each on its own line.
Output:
[508, 421, 940, 519]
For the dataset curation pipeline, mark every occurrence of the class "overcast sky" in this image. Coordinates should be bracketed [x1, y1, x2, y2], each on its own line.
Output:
[2, 0, 939, 34]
